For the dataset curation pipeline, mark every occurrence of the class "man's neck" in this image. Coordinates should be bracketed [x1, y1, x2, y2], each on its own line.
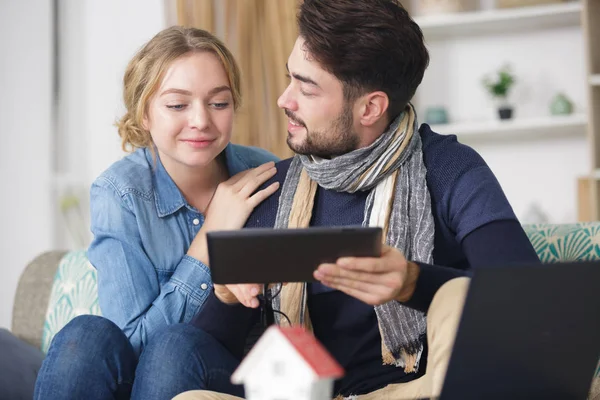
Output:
[356, 116, 391, 149]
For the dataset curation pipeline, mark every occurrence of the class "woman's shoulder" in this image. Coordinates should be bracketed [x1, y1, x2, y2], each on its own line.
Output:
[91, 148, 154, 199]
[225, 143, 280, 173]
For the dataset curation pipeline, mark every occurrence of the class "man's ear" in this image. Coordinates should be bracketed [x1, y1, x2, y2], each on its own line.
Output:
[357, 91, 389, 127]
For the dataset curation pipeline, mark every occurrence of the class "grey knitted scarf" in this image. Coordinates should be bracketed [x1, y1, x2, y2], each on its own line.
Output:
[273, 104, 434, 373]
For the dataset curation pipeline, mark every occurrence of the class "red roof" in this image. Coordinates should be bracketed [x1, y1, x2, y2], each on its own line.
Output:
[278, 326, 344, 379]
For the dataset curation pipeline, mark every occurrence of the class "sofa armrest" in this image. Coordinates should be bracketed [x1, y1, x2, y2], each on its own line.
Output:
[12, 250, 67, 349]
[591, 376, 600, 400]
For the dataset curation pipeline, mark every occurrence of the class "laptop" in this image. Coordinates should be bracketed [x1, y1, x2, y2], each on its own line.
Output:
[439, 261, 600, 400]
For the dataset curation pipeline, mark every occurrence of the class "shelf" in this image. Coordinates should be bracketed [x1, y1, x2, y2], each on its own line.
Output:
[415, 2, 582, 40]
[590, 75, 600, 86]
[429, 114, 588, 142]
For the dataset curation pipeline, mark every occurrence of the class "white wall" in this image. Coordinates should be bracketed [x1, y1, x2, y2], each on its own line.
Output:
[55, 0, 167, 249]
[0, 0, 54, 329]
[415, 26, 588, 223]
[0, 0, 167, 329]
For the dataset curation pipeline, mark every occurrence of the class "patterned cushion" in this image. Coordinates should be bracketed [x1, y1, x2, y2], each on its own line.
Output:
[523, 223, 600, 263]
[41, 250, 101, 353]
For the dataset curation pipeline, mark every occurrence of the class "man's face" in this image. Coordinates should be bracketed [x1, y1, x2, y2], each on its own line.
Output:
[277, 37, 359, 158]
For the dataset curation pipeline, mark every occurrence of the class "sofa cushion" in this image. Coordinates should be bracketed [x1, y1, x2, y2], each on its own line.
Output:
[41, 250, 101, 353]
[0, 328, 44, 400]
[523, 223, 600, 263]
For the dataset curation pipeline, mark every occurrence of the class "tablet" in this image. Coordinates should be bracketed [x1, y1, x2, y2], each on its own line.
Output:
[207, 226, 383, 284]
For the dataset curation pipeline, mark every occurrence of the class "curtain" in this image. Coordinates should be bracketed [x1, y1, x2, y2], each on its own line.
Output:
[176, 0, 298, 158]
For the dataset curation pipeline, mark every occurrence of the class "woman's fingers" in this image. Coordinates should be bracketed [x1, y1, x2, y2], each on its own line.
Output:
[248, 182, 280, 208]
[238, 166, 277, 198]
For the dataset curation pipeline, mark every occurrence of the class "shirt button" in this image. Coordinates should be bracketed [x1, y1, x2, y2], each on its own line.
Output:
[200, 283, 208, 290]
[192, 218, 200, 226]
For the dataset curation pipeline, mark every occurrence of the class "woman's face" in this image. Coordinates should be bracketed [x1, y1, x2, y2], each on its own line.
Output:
[144, 51, 234, 170]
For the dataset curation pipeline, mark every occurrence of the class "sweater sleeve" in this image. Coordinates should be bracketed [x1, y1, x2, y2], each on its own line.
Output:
[403, 219, 540, 312]
[403, 132, 539, 311]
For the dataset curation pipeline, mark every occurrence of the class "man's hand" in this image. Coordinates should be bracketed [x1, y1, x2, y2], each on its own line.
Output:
[313, 245, 419, 305]
[214, 283, 263, 308]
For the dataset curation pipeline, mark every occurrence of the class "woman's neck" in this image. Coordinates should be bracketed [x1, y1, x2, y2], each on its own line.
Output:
[160, 152, 229, 213]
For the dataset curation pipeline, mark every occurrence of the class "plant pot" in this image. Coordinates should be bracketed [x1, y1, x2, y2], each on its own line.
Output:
[498, 107, 513, 120]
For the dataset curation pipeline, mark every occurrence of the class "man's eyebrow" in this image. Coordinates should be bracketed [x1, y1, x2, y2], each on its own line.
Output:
[286, 63, 321, 89]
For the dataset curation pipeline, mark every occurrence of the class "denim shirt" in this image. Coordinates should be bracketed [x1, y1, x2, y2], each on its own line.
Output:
[87, 143, 279, 355]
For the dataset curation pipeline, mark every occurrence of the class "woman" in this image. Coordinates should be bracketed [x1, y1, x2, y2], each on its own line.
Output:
[34, 26, 279, 399]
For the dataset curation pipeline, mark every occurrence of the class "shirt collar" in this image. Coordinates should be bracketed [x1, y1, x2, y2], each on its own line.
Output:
[146, 148, 187, 217]
[148, 144, 249, 217]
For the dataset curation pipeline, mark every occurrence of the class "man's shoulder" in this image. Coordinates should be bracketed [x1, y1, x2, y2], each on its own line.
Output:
[273, 157, 294, 181]
[419, 124, 490, 197]
[420, 124, 517, 237]
[245, 157, 294, 228]
[420, 124, 487, 172]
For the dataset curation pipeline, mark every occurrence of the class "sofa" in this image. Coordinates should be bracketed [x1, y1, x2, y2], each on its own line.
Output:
[7, 223, 600, 399]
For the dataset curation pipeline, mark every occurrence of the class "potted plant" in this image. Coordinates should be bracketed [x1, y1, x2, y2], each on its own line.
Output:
[482, 64, 516, 120]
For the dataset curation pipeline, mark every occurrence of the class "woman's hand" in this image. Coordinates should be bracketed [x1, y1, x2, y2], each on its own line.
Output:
[187, 161, 279, 264]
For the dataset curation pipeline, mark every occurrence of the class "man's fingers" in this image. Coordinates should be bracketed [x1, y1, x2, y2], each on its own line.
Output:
[336, 256, 389, 273]
[318, 274, 382, 292]
[319, 278, 382, 306]
[315, 263, 384, 284]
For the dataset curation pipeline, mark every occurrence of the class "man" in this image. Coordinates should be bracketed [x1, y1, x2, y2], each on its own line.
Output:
[135, 1, 540, 399]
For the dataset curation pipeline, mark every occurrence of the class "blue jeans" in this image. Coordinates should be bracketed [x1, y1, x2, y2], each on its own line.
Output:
[34, 315, 243, 400]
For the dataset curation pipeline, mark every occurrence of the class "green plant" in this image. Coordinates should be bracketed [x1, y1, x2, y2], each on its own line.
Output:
[482, 64, 515, 99]
[60, 192, 87, 248]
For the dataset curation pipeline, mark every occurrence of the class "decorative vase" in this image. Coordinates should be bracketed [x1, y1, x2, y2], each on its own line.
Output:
[550, 92, 574, 116]
[425, 106, 449, 125]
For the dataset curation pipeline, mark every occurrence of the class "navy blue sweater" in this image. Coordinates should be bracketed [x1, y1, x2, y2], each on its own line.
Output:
[192, 124, 540, 396]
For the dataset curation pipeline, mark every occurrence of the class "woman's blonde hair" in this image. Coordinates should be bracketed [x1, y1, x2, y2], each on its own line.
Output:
[116, 26, 242, 152]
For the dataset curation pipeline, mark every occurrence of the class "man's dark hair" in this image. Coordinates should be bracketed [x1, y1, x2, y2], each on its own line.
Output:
[298, 0, 429, 120]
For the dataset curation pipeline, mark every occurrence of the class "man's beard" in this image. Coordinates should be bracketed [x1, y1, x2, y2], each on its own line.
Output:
[285, 103, 359, 158]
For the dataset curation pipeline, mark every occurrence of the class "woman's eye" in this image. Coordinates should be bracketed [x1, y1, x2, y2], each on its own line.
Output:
[211, 102, 230, 109]
[166, 104, 186, 111]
